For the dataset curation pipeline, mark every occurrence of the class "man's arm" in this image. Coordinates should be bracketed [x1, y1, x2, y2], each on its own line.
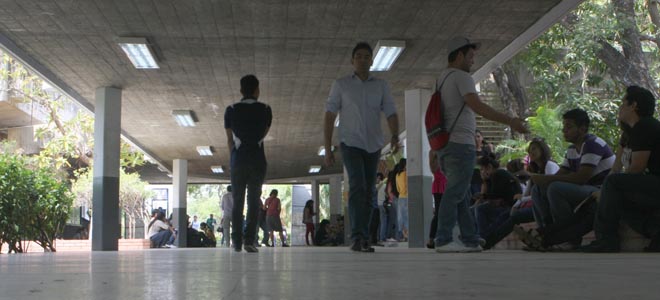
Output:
[324, 111, 337, 166]
[610, 146, 624, 174]
[530, 165, 595, 187]
[628, 151, 651, 174]
[387, 113, 400, 153]
[464, 93, 528, 133]
[225, 129, 234, 152]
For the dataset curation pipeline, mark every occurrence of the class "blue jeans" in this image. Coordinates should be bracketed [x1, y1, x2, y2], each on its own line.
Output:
[434, 142, 479, 247]
[150, 230, 172, 248]
[378, 205, 388, 241]
[474, 202, 510, 238]
[340, 143, 380, 242]
[533, 181, 599, 227]
[397, 198, 409, 238]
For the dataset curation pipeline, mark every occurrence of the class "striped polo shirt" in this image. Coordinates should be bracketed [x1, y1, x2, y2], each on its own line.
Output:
[560, 134, 615, 186]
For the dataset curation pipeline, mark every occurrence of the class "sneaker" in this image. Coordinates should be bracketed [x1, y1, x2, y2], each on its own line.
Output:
[435, 241, 482, 253]
[645, 233, 660, 252]
[426, 240, 435, 249]
[478, 238, 486, 247]
[282, 243, 290, 247]
[513, 225, 543, 249]
[244, 245, 259, 253]
[350, 240, 362, 252]
[361, 240, 375, 253]
[385, 238, 397, 242]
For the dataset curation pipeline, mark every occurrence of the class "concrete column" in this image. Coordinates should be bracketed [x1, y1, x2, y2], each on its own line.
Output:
[404, 89, 434, 248]
[172, 159, 188, 248]
[91, 87, 121, 251]
[311, 180, 320, 223]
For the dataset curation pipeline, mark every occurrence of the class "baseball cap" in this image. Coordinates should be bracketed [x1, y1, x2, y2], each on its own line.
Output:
[447, 36, 481, 54]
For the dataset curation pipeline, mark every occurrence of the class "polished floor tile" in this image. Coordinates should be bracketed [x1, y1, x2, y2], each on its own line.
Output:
[1, 247, 659, 300]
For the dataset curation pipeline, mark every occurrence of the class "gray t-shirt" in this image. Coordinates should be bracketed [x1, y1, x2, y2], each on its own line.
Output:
[438, 68, 477, 145]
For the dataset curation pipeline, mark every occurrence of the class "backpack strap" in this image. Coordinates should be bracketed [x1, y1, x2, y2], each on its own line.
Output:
[437, 70, 465, 134]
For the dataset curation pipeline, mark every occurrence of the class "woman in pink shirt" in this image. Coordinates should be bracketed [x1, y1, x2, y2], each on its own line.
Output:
[427, 150, 447, 249]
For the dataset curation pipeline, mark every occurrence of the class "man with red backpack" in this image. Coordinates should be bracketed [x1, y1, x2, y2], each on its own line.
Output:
[432, 37, 528, 253]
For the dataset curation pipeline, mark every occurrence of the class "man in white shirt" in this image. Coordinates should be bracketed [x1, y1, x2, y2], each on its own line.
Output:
[324, 42, 400, 253]
[220, 186, 233, 247]
[191, 215, 200, 231]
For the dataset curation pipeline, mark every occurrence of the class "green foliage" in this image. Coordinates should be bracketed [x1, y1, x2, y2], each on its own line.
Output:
[496, 105, 568, 164]
[0, 142, 74, 253]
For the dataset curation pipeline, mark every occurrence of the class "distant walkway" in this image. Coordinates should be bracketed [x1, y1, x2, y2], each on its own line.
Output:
[1, 248, 659, 299]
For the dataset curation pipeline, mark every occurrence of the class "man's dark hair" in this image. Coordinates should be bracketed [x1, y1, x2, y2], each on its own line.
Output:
[478, 153, 500, 169]
[352, 42, 373, 58]
[240, 74, 259, 98]
[227, 185, 232, 192]
[625, 85, 656, 117]
[448, 45, 477, 62]
[376, 172, 384, 180]
[562, 108, 590, 130]
[270, 189, 278, 196]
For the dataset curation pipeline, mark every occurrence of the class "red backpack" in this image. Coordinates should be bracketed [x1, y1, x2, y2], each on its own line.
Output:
[425, 71, 465, 150]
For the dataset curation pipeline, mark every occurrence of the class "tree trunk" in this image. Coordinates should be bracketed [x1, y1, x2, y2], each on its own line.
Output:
[598, 0, 659, 98]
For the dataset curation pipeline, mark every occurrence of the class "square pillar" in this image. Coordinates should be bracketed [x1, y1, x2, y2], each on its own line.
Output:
[173, 159, 188, 247]
[404, 89, 434, 248]
[92, 87, 121, 251]
[311, 180, 320, 223]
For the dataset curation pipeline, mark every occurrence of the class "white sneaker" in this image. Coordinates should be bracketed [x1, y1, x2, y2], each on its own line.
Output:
[435, 241, 482, 253]
[385, 238, 397, 242]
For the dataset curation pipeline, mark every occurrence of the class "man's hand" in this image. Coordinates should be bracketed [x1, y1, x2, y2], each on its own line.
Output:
[324, 150, 335, 167]
[391, 136, 401, 153]
[530, 174, 552, 188]
[509, 117, 529, 134]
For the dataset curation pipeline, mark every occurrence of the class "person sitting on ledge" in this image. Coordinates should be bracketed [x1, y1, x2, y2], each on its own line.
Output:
[582, 86, 660, 253]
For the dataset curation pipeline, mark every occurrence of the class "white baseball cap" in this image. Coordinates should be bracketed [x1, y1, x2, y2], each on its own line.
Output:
[447, 36, 481, 54]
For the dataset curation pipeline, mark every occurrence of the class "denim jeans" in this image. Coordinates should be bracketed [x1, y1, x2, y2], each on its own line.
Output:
[434, 142, 479, 247]
[222, 216, 232, 247]
[533, 181, 598, 227]
[474, 202, 510, 238]
[397, 198, 409, 238]
[483, 207, 534, 249]
[388, 198, 398, 239]
[230, 160, 266, 248]
[150, 230, 172, 248]
[340, 143, 380, 242]
[594, 173, 660, 244]
[378, 205, 388, 241]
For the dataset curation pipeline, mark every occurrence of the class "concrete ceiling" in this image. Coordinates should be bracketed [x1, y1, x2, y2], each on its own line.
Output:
[0, 0, 580, 183]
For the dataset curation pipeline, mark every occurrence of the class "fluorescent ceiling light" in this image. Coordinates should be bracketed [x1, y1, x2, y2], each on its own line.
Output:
[118, 37, 159, 69]
[309, 165, 322, 174]
[370, 40, 405, 72]
[318, 146, 335, 156]
[211, 166, 224, 173]
[196, 146, 213, 156]
[171, 110, 196, 127]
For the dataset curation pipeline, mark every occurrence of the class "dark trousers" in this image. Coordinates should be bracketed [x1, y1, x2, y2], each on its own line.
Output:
[595, 173, 660, 244]
[230, 162, 266, 248]
[474, 201, 510, 238]
[429, 193, 443, 239]
[537, 202, 595, 247]
[483, 207, 534, 249]
[368, 207, 380, 243]
[340, 143, 380, 242]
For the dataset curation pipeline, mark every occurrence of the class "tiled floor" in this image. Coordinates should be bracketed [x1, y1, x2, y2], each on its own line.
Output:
[1, 247, 659, 300]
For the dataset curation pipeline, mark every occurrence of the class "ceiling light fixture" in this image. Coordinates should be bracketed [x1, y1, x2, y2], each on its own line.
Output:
[211, 166, 224, 173]
[171, 110, 196, 127]
[118, 37, 159, 69]
[370, 40, 405, 72]
[196, 146, 213, 156]
[309, 165, 322, 174]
